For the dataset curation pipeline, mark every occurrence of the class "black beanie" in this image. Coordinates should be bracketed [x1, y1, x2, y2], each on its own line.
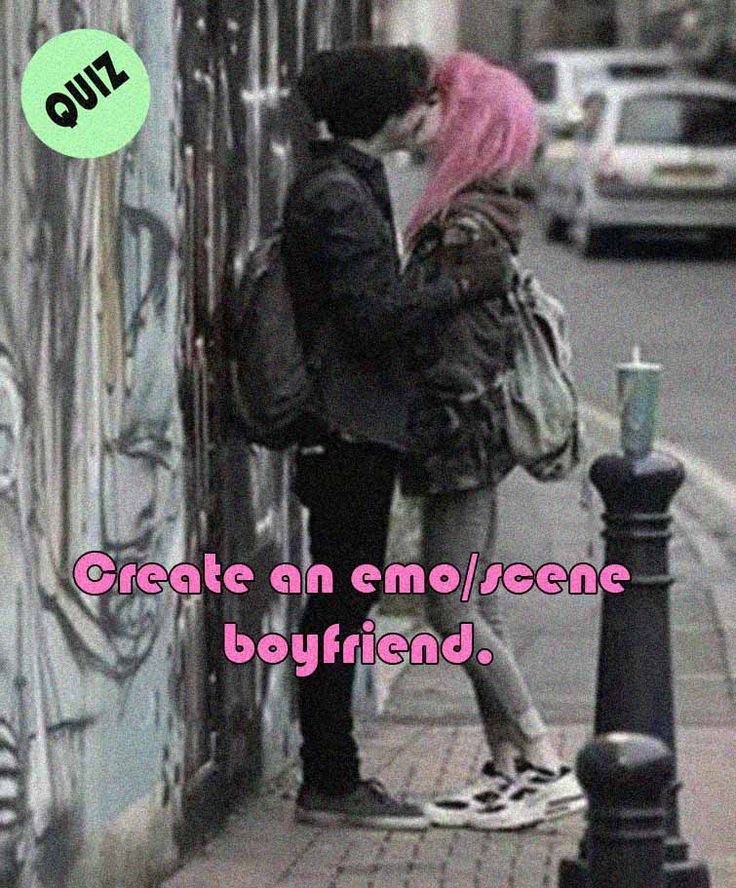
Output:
[296, 45, 431, 140]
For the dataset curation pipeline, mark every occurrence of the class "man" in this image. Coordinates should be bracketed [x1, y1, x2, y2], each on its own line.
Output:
[281, 45, 490, 829]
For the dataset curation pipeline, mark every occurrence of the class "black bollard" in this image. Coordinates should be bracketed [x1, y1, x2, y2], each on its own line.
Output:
[577, 733, 673, 888]
[559, 452, 710, 888]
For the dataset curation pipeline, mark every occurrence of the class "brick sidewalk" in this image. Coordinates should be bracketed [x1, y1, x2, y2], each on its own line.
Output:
[162, 719, 585, 888]
[161, 709, 735, 888]
[163, 413, 736, 888]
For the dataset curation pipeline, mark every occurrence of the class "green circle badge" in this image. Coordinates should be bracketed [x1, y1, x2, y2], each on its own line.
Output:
[21, 29, 151, 158]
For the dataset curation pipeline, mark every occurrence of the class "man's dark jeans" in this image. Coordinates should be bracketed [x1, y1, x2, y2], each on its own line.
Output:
[294, 437, 397, 795]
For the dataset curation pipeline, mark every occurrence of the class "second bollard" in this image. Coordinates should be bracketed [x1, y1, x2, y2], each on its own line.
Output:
[560, 350, 711, 888]
[559, 452, 711, 888]
[578, 732, 673, 888]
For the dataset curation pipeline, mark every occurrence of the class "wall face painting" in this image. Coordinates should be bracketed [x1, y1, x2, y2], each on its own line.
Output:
[0, 2, 370, 885]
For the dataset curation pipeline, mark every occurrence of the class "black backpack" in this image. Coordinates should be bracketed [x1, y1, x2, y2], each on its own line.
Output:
[221, 232, 308, 449]
[220, 162, 366, 449]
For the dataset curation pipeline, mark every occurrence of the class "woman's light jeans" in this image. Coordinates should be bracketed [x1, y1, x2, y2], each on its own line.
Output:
[421, 485, 547, 754]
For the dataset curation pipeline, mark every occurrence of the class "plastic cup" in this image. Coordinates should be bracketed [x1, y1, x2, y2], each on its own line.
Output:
[617, 358, 661, 458]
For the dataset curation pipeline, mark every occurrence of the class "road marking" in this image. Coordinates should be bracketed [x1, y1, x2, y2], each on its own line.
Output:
[580, 402, 736, 515]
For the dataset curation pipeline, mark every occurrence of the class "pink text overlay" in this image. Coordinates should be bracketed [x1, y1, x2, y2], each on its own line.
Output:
[223, 621, 494, 676]
[72, 551, 631, 599]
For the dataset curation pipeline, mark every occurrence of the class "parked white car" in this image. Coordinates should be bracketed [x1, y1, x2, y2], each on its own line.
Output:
[520, 47, 679, 138]
[519, 48, 679, 195]
[538, 78, 736, 256]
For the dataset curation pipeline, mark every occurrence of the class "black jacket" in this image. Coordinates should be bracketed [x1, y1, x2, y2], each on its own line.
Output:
[282, 139, 485, 450]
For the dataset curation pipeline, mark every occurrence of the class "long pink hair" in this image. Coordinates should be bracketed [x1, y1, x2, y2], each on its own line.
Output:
[405, 52, 539, 243]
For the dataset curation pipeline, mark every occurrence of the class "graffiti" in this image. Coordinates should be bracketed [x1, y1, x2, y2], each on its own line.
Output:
[2, 0, 183, 883]
[1, 0, 371, 885]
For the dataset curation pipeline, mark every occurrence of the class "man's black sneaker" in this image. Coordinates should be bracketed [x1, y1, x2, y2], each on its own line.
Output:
[295, 779, 428, 830]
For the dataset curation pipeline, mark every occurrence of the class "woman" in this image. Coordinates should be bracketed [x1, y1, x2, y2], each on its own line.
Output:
[401, 52, 585, 830]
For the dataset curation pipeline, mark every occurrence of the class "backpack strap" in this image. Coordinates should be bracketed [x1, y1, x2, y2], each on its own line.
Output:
[300, 158, 371, 207]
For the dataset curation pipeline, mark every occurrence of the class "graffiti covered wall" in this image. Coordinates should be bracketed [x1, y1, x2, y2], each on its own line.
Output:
[0, 1, 370, 886]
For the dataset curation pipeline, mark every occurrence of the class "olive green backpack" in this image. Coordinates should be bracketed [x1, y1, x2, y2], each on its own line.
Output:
[498, 256, 581, 481]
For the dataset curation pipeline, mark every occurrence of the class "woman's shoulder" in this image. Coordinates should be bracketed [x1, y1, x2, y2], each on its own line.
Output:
[439, 196, 510, 252]
[441, 186, 523, 255]
[441, 204, 495, 246]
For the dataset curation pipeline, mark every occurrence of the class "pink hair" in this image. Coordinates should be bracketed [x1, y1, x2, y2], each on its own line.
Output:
[405, 52, 539, 242]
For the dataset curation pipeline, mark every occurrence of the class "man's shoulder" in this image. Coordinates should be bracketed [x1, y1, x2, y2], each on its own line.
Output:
[284, 164, 378, 241]
[289, 155, 363, 197]
[297, 161, 370, 212]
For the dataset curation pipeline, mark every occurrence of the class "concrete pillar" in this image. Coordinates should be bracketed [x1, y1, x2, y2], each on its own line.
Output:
[382, 0, 460, 56]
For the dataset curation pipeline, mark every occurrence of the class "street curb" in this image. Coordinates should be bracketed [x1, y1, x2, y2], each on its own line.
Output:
[673, 508, 736, 701]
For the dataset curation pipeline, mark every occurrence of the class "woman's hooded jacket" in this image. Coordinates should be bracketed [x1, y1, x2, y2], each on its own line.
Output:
[401, 179, 525, 495]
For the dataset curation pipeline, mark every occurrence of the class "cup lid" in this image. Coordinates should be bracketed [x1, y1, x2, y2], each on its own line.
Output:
[617, 361, 661, 372]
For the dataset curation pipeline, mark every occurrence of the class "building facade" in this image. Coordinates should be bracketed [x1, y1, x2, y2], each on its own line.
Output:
[457, 0, 619, 66]
[643, 0, 736, 79]
[0, 2, 370, 887]
[376, 0, 460, 55]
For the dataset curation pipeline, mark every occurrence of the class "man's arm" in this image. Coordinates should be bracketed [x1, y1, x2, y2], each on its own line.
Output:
[308, 179, 484, 350]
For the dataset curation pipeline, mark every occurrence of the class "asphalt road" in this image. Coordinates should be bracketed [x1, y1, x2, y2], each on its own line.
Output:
[520, 215, 736, 485]
[388, 157, 736, 486]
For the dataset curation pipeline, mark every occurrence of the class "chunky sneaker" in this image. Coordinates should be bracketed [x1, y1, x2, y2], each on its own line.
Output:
[468, 775, 547, 831]
[424, 760, 511, 827]
[295, 779, 428, 830]
[515, 761, 587, 822]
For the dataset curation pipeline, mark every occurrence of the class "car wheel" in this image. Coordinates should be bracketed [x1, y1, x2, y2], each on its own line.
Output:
[545, 216, 569, 243]
[572, 210, 610, 258]
[710, 228, 736, 259]
[581, 226, 611, 258]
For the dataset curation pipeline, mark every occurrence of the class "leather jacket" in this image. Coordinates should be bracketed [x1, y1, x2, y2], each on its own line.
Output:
[282, 140, 490, 450]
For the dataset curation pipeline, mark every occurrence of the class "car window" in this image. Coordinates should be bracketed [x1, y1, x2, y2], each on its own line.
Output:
[522, 63, 557, 102]
[606, 64, 671, 79]
[617, 95, 736, 147]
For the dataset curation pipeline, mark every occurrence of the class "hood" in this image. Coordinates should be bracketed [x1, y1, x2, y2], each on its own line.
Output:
[455, 179, 526, 252]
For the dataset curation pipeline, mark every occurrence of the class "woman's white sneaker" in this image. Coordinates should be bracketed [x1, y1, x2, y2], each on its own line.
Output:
[516, 761, 588, 822]
[468, 777, 547, 831]
[424, 761, 511, 827]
